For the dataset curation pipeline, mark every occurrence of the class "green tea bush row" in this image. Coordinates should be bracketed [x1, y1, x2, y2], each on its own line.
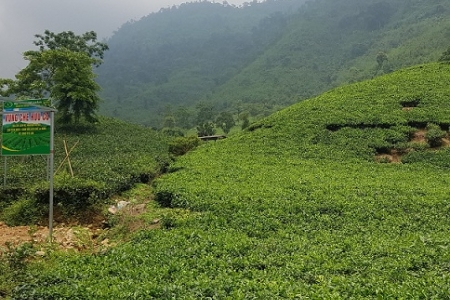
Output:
[0, 116, 171, 224]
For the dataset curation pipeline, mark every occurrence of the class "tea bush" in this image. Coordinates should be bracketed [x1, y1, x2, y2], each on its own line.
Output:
[168, 135, 201, 156]
[425, 122, 446, 147]
[1, 197, 43, 226]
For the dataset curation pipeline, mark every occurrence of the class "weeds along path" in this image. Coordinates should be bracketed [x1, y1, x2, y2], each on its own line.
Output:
[0, 182, 160, 253]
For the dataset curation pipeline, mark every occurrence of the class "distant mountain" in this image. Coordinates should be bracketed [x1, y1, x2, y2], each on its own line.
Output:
[96, 0, 450, 128]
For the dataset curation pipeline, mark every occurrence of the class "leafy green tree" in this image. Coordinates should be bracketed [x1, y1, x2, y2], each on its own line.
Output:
[175, 106, 194, 129]
[0, 30, 108, 124]
[376, 51, 388, 69]
[196, 102, 215, 125]
[439, 46, 450, 63]
[195, 102, 216, 136]
[216, 112, 235, 134]
[34, 30, 108, 65]
[240, 112, 250, 130]
[197, 121, 216, 137]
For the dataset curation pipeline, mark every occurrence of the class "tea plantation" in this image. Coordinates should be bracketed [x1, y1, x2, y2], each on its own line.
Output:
[9, 63, 450, 298]
[0, 116, 170, 225]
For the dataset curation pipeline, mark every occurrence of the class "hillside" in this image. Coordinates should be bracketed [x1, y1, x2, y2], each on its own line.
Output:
[210, 0, 450, 112]
[97, 0, 307, 128]
[0, 116, 173, 296]
[97, 0, 450, 129]
[13, 62, 450, 298]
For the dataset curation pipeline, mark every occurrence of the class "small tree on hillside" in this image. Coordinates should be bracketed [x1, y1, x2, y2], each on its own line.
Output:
[0, 30, 108, 124]
[197, 121, 215, 137]
[239, 112, 250, 130]
[196, 102, 215, 125]
[439, 46, 450, 63]
[376, 51, 388, 69]
[195, 102, 216, 137]
[216, 112, 235, 134]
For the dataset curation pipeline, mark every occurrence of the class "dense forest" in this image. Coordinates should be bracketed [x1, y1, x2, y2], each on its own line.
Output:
[96, 0, 450, 129]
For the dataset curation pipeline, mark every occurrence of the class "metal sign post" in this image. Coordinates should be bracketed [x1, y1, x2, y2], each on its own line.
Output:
[3, 156, 6, 186]
[48, 110, 54, 241]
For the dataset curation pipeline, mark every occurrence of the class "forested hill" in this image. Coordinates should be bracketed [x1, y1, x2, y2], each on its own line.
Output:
[96, 0, 450, 128]
[96, 0, 306, 128]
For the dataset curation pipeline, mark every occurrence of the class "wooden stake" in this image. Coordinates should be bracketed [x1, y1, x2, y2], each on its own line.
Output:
[55, 139, 79, 176]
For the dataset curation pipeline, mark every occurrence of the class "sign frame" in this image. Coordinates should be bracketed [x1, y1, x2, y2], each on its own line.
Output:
[1, 98, 57, 241]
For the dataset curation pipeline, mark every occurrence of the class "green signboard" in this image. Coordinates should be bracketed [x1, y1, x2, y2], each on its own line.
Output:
[3, 99, 51, 112]
[2, 100, 51, 156]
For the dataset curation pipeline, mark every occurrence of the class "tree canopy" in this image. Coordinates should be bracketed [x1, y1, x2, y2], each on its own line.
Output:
[0, 30, 108, 124]
[33, 30, 108, 66]
[439, 46, 450, 63]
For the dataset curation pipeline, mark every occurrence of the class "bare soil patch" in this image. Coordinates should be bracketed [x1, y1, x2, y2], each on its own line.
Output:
[375, 129, 450, 163]
[0, 202, 155, 253]
[0, 222, 48, 248]
[375, 151, 402, 164]
[0, 221, 105, 252]
[1, 183, 160, 254]
[411, 129, 427, 143]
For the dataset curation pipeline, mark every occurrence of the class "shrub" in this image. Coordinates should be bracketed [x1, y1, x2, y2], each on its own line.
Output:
[395, 141, 429, 152]
[33, 176, 108, 215]
[160, 212, 177, 229]
[154, 190, 174, 208]
[0, 187, 26, 203]
[161, 127, 185, 137]
[0, 187, 27, 214]
[168, 136, 201, 156]
[425, 123, 446, 147]
[1, 197, 43, 226]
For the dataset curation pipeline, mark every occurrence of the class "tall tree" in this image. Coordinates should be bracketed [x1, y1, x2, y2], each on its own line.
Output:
[195, 102, 217, 136]
[175, 106, 194, 129]
[33, 30, 108, 65]
[197, 121, 216, 137]
[216, 111, 235, 134]
[0, 30, 108, 124]
[439, 46, 450, 63]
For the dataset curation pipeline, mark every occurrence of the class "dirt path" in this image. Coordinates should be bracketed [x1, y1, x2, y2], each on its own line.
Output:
[0, 202, 153, 253]
[0, 222, 48, 248]
[1, 185, 156, 253]
[0, 222, 106, 252]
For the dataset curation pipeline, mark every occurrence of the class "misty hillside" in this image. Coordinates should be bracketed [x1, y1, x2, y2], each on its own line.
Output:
[96, 0, 450, 128]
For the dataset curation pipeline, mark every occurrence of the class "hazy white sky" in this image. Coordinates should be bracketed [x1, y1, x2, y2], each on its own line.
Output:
[0, 0, 246, 79]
